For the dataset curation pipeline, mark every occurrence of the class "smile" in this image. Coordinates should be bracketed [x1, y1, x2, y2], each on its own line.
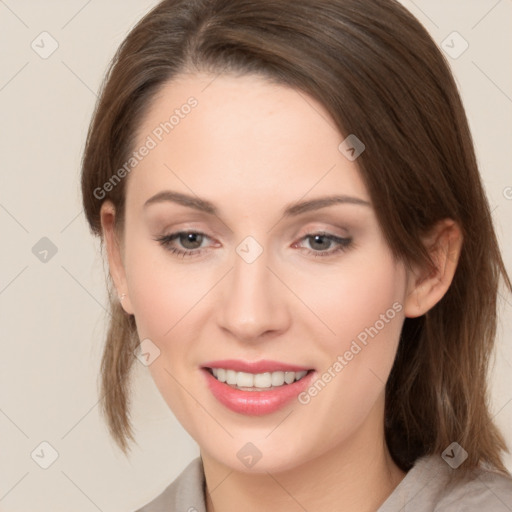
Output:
[208, 368, 309, 390]
[201, 360, 316, 415]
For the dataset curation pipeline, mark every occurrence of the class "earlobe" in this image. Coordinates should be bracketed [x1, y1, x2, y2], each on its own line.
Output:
[100, 201, 134, 315]
[404, 219, 463, 318]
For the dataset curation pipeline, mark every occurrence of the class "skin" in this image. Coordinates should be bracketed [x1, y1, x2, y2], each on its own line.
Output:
[101, 72, 462, 511]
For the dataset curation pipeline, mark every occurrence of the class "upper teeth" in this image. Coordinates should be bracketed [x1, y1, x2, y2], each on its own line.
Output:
[211, 368, 308, 388]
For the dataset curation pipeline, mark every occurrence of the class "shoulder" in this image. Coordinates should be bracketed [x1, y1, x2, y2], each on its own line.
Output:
[435, 460, 512, 511]
[134, 457, 206, 512]
[379, 454, 512, 512]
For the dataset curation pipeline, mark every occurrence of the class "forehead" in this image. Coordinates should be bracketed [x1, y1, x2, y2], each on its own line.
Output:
[126, 72, 370, 211]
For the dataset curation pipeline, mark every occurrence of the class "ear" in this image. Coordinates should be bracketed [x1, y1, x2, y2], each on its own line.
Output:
[404, 219, 463, 318]
[100, 200, 134, 315]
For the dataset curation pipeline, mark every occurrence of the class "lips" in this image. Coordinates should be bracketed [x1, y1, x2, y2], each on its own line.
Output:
[201, 359, 316, 415]
[201, 359, 312, 373]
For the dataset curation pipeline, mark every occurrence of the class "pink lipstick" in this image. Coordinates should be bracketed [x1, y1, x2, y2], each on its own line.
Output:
[201, 359, 315, 415]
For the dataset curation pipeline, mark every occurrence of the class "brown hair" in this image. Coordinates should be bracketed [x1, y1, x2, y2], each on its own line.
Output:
[81, 0, 512, 476]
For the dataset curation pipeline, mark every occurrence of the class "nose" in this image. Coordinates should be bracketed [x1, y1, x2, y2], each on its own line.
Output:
[216, 248, 291, 343]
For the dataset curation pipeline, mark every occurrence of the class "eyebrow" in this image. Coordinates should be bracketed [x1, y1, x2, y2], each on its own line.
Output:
[143, 190, 371, 216]
[283, 194, 371, 216]
[144, 190, 217, 214]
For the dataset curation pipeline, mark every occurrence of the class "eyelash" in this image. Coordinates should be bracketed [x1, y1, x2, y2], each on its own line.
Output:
[153, 231, 353, 259]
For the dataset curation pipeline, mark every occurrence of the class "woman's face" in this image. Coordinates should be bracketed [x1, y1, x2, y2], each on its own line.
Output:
[111, 72, 413, 472]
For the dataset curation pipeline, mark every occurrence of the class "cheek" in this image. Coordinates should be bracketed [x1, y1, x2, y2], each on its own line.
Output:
[292, 249, 406, 350]
[122, 237, 217, 412]
[289, 254, 406, 443]
[123, 240, 208, 422]
[291, 249, 406, 413]
[123, 237, 209, 339]
[338, 262, 404, 349]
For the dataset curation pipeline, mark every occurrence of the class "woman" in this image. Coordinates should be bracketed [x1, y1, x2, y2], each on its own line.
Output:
[81, 0, 512, 509]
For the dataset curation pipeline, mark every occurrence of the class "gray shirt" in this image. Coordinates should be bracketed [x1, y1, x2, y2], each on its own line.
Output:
[135, 454, 512, 511]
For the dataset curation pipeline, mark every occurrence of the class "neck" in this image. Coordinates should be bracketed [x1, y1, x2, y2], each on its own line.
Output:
[201, 398, 406, 512]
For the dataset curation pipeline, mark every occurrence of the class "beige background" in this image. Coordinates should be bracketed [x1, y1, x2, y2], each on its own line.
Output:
[0, 1, 511, 510]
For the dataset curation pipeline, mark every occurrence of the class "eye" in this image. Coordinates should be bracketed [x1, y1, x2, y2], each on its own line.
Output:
[175, 232, 205, 249]
[154, 231, 213, 257]
[294, 232, 352, 257]
[154, 230, 352, 259]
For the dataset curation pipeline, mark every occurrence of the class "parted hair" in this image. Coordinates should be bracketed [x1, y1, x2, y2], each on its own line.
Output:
[81, 0, 512, 477]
